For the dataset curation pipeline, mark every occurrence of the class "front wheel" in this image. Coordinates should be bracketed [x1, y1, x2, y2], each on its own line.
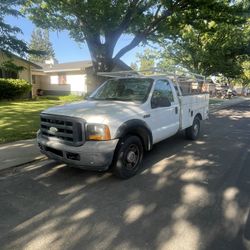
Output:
[112, 136, 143, 179]
[185, 117, 201, 140]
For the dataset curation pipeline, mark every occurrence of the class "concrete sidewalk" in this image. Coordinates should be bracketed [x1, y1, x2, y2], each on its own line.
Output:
[0, 96, 248, 172]
[0, 139, 45, 171]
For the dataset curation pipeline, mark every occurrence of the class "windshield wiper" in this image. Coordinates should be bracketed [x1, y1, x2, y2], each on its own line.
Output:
[105, 97, 122, 100]
[91, 97, 136, 102]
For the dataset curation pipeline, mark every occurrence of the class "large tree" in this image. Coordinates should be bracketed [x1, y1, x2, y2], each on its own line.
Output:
[136, 48, 156, 72]
[28, 28, 56, 63]
[24, 0, 247, 74]
[0, 0, 29, 55]
[137, 17, 249, 79]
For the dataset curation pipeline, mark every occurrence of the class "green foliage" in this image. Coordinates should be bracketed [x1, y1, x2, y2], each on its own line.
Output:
[1, 60, 26, 73]
[232, 58, 250, 87]
[136, 48, 156, 73]
[24, 0, 248, 73]
[137, 15, 249, 80]
[28, 28, 56, 63]
[0, 0, 29, 55]
[242, 60, 250, 86]
[130, 62, 138, 71]
[37, 95, 83, 102]
[0, 78, 31, 99]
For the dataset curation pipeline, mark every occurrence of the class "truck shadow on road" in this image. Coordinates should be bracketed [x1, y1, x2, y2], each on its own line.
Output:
[0, 104, 249, 250]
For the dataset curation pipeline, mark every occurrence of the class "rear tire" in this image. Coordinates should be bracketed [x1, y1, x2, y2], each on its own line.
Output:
[186, 116, 201, 140]
[112, 135, 143, 179]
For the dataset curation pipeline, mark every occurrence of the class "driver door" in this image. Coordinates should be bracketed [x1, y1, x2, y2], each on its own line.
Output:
[147, 79, 179, 143]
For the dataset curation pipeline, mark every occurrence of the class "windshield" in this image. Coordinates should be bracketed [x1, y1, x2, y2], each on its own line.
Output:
[89, 78, 153, 103]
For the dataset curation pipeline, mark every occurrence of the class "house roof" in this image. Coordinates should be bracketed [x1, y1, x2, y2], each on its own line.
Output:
[0, 50, 42, 69]
[32, 59, 132, 73]
[36, 60, 93, 73]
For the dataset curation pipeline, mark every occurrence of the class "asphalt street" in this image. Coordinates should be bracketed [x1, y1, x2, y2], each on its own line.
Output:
[0, 101, 249, 250]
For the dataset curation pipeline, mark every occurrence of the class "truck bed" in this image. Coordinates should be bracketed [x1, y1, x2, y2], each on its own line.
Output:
[179, 93, 209, 130]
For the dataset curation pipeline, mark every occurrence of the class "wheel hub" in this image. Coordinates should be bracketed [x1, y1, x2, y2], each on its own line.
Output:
[127, 151, 136, 163]
[194, 124, 198, 133]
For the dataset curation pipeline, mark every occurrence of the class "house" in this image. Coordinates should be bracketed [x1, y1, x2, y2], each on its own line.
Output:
[31, 60, 92, 96]
[31, 59, 133, 96]
[0, 50, 41, 83]
[0, 49, 133, 97]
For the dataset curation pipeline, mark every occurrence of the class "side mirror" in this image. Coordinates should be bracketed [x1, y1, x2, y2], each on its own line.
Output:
[151, 96, 158, 108]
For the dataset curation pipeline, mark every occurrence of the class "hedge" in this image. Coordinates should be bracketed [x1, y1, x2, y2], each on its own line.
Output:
[0, 78, 31, 100]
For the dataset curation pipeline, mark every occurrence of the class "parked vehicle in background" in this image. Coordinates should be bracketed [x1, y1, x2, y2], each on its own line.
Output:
[231, 89, 238, 96]
[215, 85, 237, 99]
[37, 69, 209, 179]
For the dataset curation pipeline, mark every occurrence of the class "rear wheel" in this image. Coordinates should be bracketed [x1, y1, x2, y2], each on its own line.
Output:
[112, 135, 143, 179]
[185, 116, 201, 140]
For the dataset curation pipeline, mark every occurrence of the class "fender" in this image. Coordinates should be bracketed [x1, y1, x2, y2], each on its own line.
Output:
[115, 119, 153, 151]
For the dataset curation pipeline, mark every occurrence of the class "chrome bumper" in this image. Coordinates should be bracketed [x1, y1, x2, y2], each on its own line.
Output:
[37, 131, 119, 171]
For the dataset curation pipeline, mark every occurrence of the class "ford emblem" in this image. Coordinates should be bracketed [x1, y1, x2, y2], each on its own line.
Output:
[49, 127, 58, 134]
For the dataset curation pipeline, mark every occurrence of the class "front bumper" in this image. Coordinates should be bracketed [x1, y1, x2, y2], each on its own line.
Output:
[37, 132, 119, 171]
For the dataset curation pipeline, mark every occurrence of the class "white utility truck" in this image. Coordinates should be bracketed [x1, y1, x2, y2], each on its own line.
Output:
[37, 69, 209, 179]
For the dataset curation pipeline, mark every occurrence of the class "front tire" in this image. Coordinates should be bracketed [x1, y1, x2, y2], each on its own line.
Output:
[186, 117, 201, 140]
[112, 135, 143, 179]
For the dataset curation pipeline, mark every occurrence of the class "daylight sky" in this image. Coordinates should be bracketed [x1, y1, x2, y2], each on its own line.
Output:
[6, 15, 147, 65]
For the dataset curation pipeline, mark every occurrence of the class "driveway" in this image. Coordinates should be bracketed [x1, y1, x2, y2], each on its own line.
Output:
[0, 101, 249, 250]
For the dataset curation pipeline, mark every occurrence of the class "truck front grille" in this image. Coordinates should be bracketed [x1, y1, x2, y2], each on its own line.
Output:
[40, 114, 84, 146]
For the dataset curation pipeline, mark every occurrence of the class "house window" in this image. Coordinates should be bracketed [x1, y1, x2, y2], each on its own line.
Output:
[59, 74, 67, 84]
[50, 74, 68, 84]
[50, 75, 59, 84]
[5, 70, 18, 79]
[0, 68, 18, 79]
[32, 75, 36, 84]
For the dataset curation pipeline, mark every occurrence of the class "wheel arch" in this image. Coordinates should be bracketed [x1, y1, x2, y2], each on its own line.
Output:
[115, 119, 153, 151]
[195, 113, 202, 120]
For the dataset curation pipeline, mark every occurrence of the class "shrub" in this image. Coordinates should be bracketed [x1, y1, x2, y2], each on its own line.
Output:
[0, 78, 31, 100]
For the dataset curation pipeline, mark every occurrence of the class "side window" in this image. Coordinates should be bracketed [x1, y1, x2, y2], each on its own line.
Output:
[151, 80, 174, 108]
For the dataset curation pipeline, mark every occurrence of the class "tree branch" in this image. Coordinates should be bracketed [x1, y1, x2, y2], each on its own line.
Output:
[113, 4, 174, 60]
[108, 0, 149, 42]
[104, 0, 151, 60]
[114, 34, 145, 60]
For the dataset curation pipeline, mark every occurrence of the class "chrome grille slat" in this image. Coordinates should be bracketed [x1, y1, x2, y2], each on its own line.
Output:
[40, 114, 84, 146]
[41, 128, 74, 138]
[41, 121, 73, 130]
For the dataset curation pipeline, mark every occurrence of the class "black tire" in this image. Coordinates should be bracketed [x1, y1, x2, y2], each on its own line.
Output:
[112, 135, 143, 179]
[185, 116, 201, 140]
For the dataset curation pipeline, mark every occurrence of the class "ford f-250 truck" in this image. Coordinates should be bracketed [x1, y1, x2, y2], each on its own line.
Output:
[37, 71, 209, 179]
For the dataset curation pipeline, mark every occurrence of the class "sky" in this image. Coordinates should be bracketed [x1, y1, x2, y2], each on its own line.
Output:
[6, 15, 147, 65]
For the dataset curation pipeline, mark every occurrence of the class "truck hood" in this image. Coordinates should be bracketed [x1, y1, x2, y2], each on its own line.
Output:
[42, 100, 145, 124]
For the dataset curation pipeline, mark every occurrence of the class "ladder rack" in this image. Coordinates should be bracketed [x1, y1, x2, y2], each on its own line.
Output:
[97, 67, 206, 82]
[97, 67, 208, 95]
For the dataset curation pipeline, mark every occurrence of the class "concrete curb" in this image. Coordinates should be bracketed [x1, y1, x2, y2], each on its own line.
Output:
[0, 139, 45, 172]
[0, 156, 47, 173]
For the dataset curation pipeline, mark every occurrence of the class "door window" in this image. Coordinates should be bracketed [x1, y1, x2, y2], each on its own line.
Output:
[151, 80, 174, 108]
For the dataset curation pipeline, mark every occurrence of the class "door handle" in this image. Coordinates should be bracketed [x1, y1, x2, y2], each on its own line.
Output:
[143, 114, 151, 118]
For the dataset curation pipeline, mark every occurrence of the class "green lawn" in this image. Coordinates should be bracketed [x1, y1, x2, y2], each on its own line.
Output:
[209, 98, 224, 105]
[0, 95, 84, 144]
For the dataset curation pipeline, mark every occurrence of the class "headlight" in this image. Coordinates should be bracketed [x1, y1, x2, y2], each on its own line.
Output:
[86, 124, 111, 141]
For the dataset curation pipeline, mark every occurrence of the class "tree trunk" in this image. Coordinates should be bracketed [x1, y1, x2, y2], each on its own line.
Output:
[86, 37, 114, 70]
[85, 38, 116, 91]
